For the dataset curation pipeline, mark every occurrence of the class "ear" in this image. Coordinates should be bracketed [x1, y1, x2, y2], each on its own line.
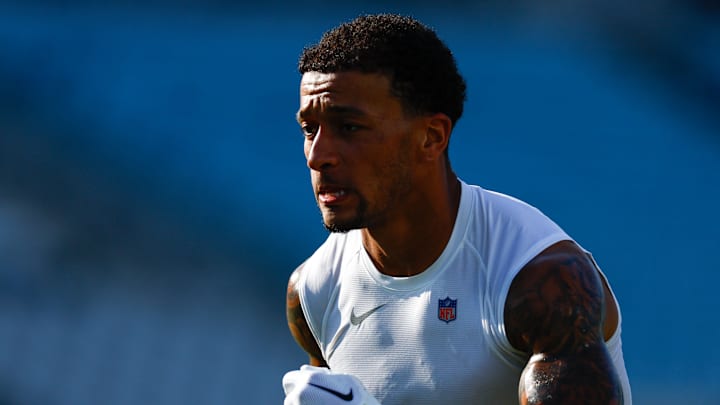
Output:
[421, 113, 453, 162]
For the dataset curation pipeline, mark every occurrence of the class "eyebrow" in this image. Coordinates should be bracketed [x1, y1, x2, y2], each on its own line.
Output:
[296, 105, 367, 123]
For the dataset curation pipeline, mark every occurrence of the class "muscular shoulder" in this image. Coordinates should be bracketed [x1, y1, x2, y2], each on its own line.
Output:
[504, 240, 609, 353]
[286, 262, 327, 367]
[285, 231, 361, 367]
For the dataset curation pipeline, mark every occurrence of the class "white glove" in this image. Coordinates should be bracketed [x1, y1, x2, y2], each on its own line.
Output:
[282, 365, 381, 405]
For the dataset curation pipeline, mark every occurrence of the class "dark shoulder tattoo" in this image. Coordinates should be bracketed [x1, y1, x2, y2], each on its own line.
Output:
[286, 263, 327, 367]
[505, 241, 604, 353]
[505, 241, 623, 404]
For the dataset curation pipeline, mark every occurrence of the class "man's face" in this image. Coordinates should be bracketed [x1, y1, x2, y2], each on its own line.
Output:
[297, 71, 424, 233]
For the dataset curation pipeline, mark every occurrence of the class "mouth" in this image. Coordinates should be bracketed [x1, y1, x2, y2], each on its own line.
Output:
[317, 186, 349, 205]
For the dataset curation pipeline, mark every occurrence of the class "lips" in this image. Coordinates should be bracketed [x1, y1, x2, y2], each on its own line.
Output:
[317, 186, 349, 204]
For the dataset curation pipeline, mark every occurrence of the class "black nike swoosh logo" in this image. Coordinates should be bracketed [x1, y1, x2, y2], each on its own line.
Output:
[308, 382, 354, 401]
[350, 304, 386, 326]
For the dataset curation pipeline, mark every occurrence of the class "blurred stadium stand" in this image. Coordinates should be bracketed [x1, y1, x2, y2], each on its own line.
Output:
[0, 1, 718, 403]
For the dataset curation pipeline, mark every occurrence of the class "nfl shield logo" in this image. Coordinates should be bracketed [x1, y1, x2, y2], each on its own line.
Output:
[438, 296, 457, 323]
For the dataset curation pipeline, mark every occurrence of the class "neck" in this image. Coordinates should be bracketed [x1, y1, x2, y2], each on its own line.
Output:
[362, 175, 461, 277]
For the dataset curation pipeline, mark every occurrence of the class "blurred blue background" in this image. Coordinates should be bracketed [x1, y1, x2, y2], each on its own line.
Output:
[0, 1, 718, 403]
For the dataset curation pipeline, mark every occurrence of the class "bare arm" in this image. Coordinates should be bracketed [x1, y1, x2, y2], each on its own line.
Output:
[504, 241, 623, 404]
[286, 262, 328, 367]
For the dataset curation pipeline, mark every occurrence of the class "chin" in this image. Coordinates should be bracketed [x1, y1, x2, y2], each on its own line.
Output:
[322, 216, 363, 234]
[322, 218, 354, 233]
[320, 204, 368, 233]
[324, 224, 353, 234]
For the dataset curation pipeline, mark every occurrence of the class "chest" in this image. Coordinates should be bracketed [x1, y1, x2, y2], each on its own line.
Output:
[323, 271, 520, 404]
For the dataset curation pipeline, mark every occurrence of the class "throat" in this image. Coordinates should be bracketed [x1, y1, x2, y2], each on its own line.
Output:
[361, 227, 451, 277]
[362, 177, 462, 277]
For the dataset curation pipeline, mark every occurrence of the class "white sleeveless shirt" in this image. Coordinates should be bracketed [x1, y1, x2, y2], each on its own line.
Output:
[297, 181, 631, 404]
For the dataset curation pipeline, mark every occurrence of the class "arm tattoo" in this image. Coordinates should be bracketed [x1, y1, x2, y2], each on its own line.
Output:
[505, 241, 623, 404]
[286, 267, 327, 367]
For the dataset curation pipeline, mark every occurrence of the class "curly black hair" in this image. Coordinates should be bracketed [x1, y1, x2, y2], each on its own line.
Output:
[298, 14, 467, 129]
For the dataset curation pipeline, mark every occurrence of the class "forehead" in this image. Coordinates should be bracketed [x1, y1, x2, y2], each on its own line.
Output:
[297, 71, 399, 119]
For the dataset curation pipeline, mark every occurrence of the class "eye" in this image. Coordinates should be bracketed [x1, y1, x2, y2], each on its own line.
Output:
[340, 123, 361, 133]
[300, 123, 318, 138]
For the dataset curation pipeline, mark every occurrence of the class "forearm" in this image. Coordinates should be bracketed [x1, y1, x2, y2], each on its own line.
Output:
[519, 345, 623, 405]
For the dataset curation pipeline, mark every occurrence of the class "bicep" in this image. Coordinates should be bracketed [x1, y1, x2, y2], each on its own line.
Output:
[286, 263, 327, 367]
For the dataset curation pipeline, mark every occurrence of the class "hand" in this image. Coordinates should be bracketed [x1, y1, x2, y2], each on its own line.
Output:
[282, 365, 381, 405]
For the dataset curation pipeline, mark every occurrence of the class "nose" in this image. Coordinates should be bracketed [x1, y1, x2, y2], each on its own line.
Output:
[306, 128, 340, 171]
